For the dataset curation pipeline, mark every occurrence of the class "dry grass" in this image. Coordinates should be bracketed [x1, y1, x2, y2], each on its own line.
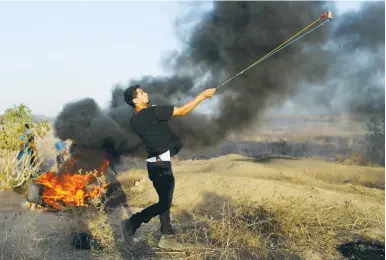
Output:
[0, 189, 128, 260]
[0, 160, 384, 260]
[2, 195, 382, 260]
[336, 152, 377, 167]
[172, 154, 385, 192]
[172, 195, 384, 260]
[0, 149, 44, 190]
[124, 154, 384, 259]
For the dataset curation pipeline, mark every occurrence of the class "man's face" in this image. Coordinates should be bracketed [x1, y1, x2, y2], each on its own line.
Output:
[134, 88, 149, 106]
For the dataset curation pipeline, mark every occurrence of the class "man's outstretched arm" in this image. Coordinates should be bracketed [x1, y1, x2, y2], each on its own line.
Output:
[172, 88, 216, 117]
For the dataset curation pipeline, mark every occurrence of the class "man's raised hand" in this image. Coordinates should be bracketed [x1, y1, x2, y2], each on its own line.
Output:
[200, 88, 217, 99]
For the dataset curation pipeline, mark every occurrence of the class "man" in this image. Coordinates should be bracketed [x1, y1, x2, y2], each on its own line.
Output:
[25, 124, 37, 167]
[17, 132, 31, 168]
[54, 139, 67, 170]
[122, 84, 216, 251]
[17, 124, 36, 169]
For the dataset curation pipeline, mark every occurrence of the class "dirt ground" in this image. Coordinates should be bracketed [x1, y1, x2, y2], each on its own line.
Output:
[0, 154, 384, 260]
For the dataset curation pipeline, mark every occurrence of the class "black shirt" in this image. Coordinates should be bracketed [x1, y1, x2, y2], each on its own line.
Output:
[130, 105, 182, 158]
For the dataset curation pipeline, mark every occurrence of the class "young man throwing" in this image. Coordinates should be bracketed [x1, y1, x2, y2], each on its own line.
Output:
[122, 85, 216, 251]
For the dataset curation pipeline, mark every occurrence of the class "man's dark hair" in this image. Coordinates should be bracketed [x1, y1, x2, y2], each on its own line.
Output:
[25, 123, 30, 129]
[124, 85, 140, 108]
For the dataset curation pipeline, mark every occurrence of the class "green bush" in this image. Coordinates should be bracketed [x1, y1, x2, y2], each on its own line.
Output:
[0, 104, 50, 150]
[0, 104, 50, 189]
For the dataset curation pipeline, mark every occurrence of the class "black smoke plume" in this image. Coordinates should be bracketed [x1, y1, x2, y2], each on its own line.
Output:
[331, 1, 385, 119]
[54, 1, 384, 160]
[281, 1, 385, 119]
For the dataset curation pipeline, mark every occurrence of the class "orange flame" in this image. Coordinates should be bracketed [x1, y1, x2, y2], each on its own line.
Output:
[34, 159, 110, 210]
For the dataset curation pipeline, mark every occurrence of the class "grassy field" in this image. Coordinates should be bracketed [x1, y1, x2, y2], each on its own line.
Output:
[0, 115, 384, 259]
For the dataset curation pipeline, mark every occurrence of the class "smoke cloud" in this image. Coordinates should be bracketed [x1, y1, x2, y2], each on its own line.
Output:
[278, 1, 385, 119]
[330, 1, 385, 118]
[54, 1, 384, 158]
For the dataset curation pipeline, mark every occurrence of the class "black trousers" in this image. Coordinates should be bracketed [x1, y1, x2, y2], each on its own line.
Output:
[130, 161, 175, 235]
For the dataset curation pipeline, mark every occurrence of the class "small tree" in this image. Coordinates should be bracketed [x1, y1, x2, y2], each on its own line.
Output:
[364, 117, 385, 166]
[0, 104, 50, 150]
[0, 104, 51, 189]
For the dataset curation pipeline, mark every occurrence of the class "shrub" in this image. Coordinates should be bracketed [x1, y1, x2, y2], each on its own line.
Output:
[0, 104, 50, 189]
[0, 149, 44, 189]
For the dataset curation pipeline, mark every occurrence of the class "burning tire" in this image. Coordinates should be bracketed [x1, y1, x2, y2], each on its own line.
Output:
[26, 180, 58, 210]
[25, 159, 109, 211]
[26, 180, 44, 206]
[72, 232, 102, 250]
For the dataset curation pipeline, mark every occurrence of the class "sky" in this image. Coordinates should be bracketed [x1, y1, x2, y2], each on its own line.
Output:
[0, 1, 365, 117]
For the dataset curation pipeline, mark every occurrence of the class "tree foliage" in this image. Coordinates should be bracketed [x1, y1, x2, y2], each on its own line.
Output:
[365, 117, 385, 166]
[0, 104, 51, 150]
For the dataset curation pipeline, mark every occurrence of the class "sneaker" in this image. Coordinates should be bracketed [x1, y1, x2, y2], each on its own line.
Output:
[121, 218, 138, 245]
[157, 234, 184, 251]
